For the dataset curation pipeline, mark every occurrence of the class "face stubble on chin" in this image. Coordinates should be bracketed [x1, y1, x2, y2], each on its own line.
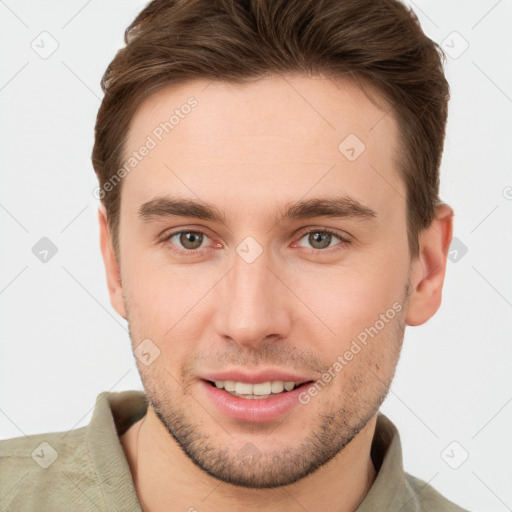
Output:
[124, 279, 411, 490]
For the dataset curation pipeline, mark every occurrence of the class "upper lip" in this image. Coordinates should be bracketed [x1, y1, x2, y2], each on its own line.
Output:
[200, 369, 316, 385]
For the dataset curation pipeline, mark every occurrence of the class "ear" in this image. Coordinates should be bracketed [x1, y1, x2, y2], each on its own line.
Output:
[98, 204, 127, 320]
[405, 203, 454, 326]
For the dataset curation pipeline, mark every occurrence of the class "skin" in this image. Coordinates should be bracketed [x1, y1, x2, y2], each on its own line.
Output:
[98, 73, 453, 512]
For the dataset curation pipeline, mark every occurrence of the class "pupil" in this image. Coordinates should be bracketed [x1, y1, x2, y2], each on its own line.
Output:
[182, 232, 202, 249]
[310, 232, 330, 249]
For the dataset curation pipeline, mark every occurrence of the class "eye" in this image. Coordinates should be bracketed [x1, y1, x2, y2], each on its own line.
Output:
[164, 229, 212, 254]
[294, 228, 350, 252]
[160, 227, 350, 257]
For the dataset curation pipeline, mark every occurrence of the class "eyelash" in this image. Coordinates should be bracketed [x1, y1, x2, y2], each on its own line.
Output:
[160, 227, 350, 257]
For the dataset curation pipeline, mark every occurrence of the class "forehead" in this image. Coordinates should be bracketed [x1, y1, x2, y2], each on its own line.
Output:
[121, 73, 404, 225]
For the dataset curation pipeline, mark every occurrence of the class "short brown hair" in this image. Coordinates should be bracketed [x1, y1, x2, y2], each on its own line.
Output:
[92, 0, 450, 261]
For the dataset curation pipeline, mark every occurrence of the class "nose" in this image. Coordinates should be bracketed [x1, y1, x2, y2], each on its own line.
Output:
[213, 246, 293, 350]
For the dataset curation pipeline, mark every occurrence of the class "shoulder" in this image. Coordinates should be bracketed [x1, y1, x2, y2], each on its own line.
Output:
[0, 426, 106, 511]
[404, 472, 473, 512]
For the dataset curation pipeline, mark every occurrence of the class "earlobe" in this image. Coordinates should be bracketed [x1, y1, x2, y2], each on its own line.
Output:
[405, 203, 454, 326]
[98, 205, 127, 320]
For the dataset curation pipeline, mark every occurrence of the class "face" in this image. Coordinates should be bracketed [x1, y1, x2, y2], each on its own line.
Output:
[105, 74, 416, 488]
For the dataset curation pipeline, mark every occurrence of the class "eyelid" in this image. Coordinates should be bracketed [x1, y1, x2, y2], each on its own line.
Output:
[293, 226, 351, 242]
[160, 225, 213, 241]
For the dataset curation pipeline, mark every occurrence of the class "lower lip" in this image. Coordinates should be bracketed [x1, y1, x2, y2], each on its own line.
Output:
[199, 380, 313, 423]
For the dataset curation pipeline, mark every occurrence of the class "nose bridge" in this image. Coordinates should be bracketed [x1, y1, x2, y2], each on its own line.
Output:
[216, 241, 290, 346]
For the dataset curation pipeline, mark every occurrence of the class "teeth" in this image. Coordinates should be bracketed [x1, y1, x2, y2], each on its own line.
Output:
[252, 382, 272, 395]
[223, 381, 236, 392]
[271, 381, 284, 393]
[213, 380, 299, 397]
[235, 382, 253, 395]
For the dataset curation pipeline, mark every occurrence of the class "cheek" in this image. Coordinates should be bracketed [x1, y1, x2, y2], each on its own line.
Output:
[293, 251, 407, 336]
[122, 255, 217, 355]
[123, 246, 199, 307]
[285, 256, 408, 384]
[319, 302, 405, 409]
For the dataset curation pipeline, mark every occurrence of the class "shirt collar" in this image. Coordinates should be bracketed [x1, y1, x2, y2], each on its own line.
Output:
[86, 390, 147, 511]
[357, 413, 408, 510]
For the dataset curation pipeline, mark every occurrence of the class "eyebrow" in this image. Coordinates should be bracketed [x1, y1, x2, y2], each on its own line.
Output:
[138, 195, 378, 225]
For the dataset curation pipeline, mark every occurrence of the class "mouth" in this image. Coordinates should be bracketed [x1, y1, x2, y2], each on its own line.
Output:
[198, 369, 318, 422]
[200, 377, 316, 422]
[203, 379, 314, 399]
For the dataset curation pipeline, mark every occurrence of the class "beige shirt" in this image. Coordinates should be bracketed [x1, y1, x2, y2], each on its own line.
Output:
[0, 390, 469, 511]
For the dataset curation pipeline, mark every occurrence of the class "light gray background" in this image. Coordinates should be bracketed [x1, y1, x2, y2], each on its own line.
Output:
[1, 1, 511, 511]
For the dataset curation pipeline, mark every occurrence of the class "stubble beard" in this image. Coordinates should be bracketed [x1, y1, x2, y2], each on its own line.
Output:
[124, 278, 411, 488]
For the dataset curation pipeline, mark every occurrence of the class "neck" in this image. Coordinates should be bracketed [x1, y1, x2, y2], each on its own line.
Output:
[121, 408, 378, 512]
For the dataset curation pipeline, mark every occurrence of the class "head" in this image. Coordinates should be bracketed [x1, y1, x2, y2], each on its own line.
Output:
[95, 0, 453, 489]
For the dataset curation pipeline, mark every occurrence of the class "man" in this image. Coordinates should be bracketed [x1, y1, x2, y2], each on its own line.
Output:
[0, 0, 470, 510]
